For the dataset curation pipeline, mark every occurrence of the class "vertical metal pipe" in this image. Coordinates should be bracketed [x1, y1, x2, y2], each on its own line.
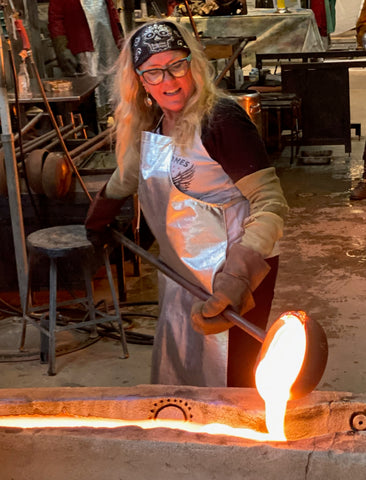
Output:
[183, 0, 201, 43]
[0, 33, 28, 312]
[118, 0, 135, 34]
[48, 258, 57, 376]
[103, 248, 129, 358]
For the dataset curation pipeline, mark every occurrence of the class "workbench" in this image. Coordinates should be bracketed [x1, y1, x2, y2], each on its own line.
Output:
[255, 51, 366, 154]
[8, 75, 101, 133]
[7, 75, 100, 105]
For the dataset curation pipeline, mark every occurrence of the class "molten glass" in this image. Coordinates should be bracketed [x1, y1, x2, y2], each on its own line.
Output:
[0, 312, 322, 443]
[0, 414, 282, 442]
[255, 312, 307, 439]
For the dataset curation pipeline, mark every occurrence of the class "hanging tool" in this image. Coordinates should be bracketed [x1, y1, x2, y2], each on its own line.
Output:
[112, 230, 329, 400]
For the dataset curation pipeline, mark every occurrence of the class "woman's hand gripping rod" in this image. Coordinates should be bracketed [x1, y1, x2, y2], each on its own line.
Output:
[112, 229, 329, 400]
[112, 229, 266, 343]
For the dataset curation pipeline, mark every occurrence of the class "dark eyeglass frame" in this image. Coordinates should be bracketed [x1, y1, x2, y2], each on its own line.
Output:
[136, 54, 192, 85]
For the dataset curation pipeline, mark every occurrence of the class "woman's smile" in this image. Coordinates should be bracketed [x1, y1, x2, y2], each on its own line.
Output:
[165, 88, 181, 95]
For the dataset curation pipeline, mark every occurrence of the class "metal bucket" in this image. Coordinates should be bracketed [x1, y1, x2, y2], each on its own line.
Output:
[236, 92, 263, 138]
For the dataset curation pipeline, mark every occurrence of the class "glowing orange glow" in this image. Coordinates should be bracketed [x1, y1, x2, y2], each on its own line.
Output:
[0, 312, 308, 443]
[0, 415, 278, 442]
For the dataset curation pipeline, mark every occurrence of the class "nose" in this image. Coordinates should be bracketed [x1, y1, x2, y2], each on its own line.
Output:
[162, 68, 176, 83]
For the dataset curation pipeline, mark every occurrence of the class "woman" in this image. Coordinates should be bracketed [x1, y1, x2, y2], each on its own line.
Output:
[85, 20, 288, 388]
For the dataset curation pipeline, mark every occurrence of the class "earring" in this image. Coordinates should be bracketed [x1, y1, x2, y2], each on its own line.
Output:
[144, 93, 153, 108]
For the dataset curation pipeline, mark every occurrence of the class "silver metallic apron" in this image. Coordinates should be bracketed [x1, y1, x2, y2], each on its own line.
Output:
[80, 0, 120, 107]
[138, 131, 249, 387]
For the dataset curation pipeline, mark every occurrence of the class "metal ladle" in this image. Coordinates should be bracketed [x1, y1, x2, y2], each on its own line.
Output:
[113, 231, 328, 400]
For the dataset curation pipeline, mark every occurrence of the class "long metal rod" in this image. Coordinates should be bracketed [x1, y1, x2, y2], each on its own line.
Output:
[183, 0, 201, 43]
[214, 36, 256, 87]
[35, 125, 85, 155]
[112, 230, 266, 343]
[66, 128, 113, 164]
[15, 125, 111, 162]
[0, 32, 28, 312]
[72, 134, 114, 168]
[26, 128, 113, 170]
[14, 124, 73, 156]
[12, 112, 44, 145]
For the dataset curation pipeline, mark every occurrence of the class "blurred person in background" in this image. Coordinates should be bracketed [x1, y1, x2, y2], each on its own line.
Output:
[48, 0, 124, 119]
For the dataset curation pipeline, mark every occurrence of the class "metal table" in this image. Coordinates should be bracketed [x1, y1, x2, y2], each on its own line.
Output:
[174, 8, 325, 55]
[7, 75, 101, 105]
[8, 75, 101, 133]
[280, 58, 366, 153]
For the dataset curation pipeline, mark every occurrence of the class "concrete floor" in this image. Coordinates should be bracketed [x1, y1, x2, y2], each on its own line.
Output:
[1, 69, 366, 395]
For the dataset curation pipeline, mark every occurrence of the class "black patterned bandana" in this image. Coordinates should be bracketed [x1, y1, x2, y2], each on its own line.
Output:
[131, 22, 190, 69]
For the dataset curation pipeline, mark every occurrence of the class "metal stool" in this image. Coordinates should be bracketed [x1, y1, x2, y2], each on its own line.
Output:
[260, 92, 301, 164]
[20, 224, 129, 375]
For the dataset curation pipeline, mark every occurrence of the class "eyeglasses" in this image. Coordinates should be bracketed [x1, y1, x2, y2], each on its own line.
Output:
[136, 54, 192, 85]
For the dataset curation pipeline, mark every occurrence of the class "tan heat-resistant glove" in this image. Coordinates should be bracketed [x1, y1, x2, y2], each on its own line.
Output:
[191, 243, 270, 335]
[235, 167, 289, 258]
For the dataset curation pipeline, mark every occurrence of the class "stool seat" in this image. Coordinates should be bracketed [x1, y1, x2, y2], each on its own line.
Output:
[27, 225, 92, 258]
[21, 224, 129, 375]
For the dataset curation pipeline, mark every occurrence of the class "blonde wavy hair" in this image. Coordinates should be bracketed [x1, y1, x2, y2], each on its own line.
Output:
[112, 20, 226, 175]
